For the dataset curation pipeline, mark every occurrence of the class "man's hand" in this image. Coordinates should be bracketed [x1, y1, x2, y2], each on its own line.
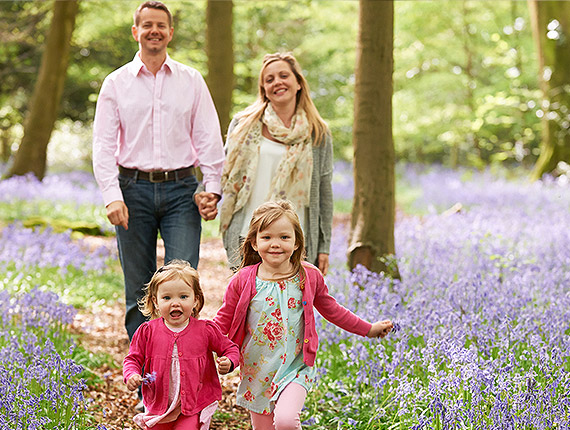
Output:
[194, 192, 220, 221]
[216, 356, 232, 375]
[126, 374, 142, 391]
[317, 253, 330, 276]
[367, 320, 393, 338]
[106, 200, 129, 230]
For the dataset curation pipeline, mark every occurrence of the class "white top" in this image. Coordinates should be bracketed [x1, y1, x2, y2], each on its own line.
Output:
[240, 136, 306, 237]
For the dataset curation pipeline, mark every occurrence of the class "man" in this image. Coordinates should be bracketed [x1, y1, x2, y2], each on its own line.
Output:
[93, 1, 224, 340]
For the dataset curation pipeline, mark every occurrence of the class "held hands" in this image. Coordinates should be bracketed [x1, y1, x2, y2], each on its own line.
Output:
[216, 356, 232, 375]
[126, 374, 142, 391]
[367, 320, 393, 338]
[106, 201, 129, 230]
[194, 192, 220, 221]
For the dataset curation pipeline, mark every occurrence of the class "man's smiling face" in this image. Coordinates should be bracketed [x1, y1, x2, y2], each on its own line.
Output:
[132, 7, 173, 57]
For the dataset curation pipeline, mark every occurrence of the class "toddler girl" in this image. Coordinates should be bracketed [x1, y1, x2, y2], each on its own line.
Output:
[123, 259, 240, 430]
[214, 201, 392, 430]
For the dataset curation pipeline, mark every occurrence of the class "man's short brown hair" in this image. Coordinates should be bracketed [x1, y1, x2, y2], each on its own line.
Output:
[134, 1, 173, 27]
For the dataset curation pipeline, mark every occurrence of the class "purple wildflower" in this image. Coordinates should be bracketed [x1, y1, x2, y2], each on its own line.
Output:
[142, 371, 157, 385]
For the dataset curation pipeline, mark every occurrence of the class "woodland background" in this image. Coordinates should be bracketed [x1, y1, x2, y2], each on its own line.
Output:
[1, 0, 568, 176]
[1, 1, 570, 429]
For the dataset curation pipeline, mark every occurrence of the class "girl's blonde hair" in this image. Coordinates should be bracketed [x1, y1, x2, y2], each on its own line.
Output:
[229, 52, 329, 146]
[240, 200, 306, 281]
[139, 259, 204, 319]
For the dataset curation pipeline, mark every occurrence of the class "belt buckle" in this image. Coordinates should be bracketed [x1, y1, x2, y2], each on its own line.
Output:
[149, 171, 167, 183]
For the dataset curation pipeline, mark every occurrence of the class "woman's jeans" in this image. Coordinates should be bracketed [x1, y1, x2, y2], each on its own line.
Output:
[117, 173, 201, 339]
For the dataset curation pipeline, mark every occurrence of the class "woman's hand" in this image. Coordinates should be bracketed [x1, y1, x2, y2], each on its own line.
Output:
[126, 374, 142, 391]
[317, 253, 329, 276]
[367, 320, 393, 338]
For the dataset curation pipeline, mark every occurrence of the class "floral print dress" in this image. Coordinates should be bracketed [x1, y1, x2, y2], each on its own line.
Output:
[236, 275, 316, 415]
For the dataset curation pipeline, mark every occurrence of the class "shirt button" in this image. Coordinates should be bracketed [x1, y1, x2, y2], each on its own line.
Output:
[181, 390, 185, 395]
[304, 338, 309, 343]
[179, 352, 183, 356]
[302, 301, 307, 306]
[181, 371, 185, 376]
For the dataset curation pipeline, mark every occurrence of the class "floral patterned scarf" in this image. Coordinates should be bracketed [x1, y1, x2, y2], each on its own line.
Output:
[220, 103, 313, 232]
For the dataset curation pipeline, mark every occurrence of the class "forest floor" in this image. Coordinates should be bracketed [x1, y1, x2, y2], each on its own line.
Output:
[73, 236, 252, 430]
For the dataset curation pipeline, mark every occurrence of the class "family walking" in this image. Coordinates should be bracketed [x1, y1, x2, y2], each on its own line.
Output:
[92, 2, 393, 429]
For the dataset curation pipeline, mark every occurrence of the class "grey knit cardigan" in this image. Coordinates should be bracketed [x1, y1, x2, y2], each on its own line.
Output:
[221, 118, 334, 268]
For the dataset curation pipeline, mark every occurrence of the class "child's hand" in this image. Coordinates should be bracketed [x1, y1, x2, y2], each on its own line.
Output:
[217, 356, 232, 375]
[126, 374, 142, 391]
[367, 320, 393, 338]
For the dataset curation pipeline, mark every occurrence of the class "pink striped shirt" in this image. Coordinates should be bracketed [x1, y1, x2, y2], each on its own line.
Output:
[93, 53, 224, 206]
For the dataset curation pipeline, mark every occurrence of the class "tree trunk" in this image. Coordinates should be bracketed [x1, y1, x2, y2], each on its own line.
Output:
[7, 0, 79, 180]
[348, 0, 399, 278]
[206, 0, 234, 137]
[528, 0, 570, 180]
[1, 127, 11, 163]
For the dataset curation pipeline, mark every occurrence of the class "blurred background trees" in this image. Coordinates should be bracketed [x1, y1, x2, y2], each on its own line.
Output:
[527, 0, 570, 180]
[4, 0, 567, 176]
[1, 0, 568, 275]
[6, 0, 78, 179]
[206, 0, 233, 136]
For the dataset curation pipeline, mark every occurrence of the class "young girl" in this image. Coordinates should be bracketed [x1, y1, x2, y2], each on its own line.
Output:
[214, 201, 393, 430]
[123, 260, 240, 430]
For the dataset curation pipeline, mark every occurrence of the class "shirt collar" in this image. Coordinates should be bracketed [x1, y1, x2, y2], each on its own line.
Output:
[129, 51, 173, 76]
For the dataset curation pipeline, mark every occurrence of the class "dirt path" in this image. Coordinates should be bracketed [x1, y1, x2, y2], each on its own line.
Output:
[73, 237, 251, 429]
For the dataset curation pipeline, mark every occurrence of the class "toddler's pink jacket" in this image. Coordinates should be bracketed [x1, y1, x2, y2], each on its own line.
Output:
[123, 317, 240, 416]
[214, 262, 372, 366]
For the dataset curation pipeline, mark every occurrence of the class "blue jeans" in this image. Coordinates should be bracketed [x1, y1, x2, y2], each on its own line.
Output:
[116, 173, 201, 339]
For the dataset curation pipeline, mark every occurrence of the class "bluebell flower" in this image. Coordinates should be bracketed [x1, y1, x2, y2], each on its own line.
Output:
[142, 371, 157, 385]
[313, 163, 570, 428]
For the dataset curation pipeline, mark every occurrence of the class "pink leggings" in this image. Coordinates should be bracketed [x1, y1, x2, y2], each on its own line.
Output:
[249, 382, 307, 430]
[149, 413, 199, 430]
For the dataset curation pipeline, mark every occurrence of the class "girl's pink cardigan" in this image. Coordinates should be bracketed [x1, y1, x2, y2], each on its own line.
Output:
[214, 262, 372, 366]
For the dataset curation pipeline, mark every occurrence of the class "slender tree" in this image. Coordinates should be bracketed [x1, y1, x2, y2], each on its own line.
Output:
[7, 0, 79, 180]
[206, 0, 234, 137]
[528, 0, 570, 180]
[348, 0, 399, 278]
[0, 2, 51, 160]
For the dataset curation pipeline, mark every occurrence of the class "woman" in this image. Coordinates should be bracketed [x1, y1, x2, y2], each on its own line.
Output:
[220, 52, 333, 275]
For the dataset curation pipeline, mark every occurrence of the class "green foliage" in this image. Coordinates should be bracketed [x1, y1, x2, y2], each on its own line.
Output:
[1, 0, 553, 170]
[0, 199, 111, 234]
[394, 1, 541, 168]
[0, 264, 123, 309]
[72, 345, 117, 386]
[0, 1, 51, 151]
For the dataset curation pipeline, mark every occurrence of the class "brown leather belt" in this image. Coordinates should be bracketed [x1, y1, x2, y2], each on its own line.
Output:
[118, 165, 195, 183]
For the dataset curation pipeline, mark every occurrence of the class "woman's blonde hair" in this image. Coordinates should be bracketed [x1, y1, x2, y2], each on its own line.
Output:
[229, 52, 329, 146]
[139, 259, 204, 319]
[240, 200, 306, 282]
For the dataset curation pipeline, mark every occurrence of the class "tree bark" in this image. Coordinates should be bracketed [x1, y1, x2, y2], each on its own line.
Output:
[348, 0, 399, 278]
[206, 0, 234, 137]
[1, 127, 11, 163]
[528, 0, 570, 180]
[7, 0, 79, 180]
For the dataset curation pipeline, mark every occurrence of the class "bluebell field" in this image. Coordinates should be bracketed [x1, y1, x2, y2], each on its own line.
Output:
[319, 164, 570, 429]
[1, 164, 569, 429]
[0, 171, 110, 234]
[0, 288, 87, 429]
[0, 171, 115, 428]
